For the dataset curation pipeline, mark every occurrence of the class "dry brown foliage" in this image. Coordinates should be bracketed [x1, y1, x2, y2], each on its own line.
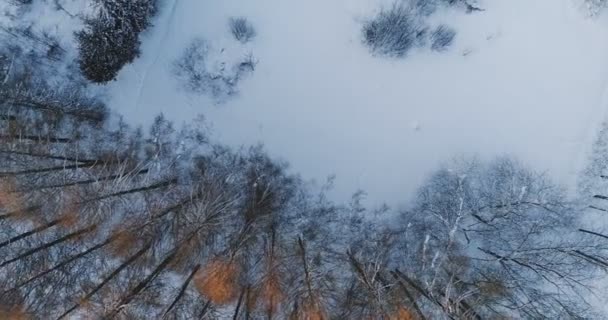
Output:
[76, 298, 96, 318]
[245, 286, 258, 313]
[0, 178, 22, 213]
[290, 300, 326, 320]
[0, 305, 30, 320]
[57, 190, 82, 228]
[259, 273, 285, 315]
[107, 229, 138, 257]
[58, 207, 80, 228]
[169, 236, 201, 272]
[479, 280, 507, 297]
[389, 307, 415, 320]
[194, 259, 240, 305]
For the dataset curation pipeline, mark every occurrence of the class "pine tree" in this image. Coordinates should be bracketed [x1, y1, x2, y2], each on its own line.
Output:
[76, 0, 156, 83]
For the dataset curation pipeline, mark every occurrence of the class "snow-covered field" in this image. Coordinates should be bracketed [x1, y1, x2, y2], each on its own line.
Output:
[102, 0, 608, 205]
[5, 0, 608, 205]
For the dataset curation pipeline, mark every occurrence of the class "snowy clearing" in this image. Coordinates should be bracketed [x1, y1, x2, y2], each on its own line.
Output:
[103, 0, 608, 205]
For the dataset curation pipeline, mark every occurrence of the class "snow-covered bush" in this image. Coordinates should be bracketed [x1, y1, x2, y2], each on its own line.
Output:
[440, 0, 484, 12]
[238, 52, 257, 73]
[76, 0, 156, 83]
[413, 0, 439, 16]
[362, 4, 427, 57]
[430, 24, 456, 51]
[413, 0, 483, 14]
[584, 0, 608, 16]
[173, 38, 257, 102]
[363, 1, 462, 57]
[11, 0, 32, 5]
[229, 17, 256, 43]
[174, 39, 210, 91]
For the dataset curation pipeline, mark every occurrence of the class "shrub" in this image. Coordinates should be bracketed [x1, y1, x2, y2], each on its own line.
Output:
[439, 0, 484, 12]
[11, 0, 32, 5]
[173, 38, 257, 101]
[229, 17, 256, 43]
[430, 25, 456, 51]
[173, 38, 215, 93]
[362, 4, 427, 57]
[195, 260, 239, 305]
[238, 52, 258, 73]
[585, 0, 608, 16]
[413, 0, 439, 16]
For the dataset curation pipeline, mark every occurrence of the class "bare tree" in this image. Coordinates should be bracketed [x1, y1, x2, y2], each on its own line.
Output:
[1, 70, 607, 318]
[395, 157, 605, 318]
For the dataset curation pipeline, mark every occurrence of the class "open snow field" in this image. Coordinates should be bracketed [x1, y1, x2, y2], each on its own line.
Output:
[103, 0, 608, 205]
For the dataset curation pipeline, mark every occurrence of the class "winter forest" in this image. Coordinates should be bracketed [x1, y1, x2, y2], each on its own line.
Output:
[3, 0, 608, 319]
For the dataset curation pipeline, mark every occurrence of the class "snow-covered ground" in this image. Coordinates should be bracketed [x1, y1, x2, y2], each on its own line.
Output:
[7, 0, 608, 206]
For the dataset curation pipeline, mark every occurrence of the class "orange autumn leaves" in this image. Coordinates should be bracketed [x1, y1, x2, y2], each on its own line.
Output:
[0, 178, 22, 214]
[191, 258, 346, 319]
[193, 259, 290, 316]
[194, 259, 240, 305]
[0, 305, 30, 320]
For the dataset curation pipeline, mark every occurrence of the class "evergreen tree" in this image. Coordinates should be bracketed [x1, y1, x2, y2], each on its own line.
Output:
[76, 0, 156, 83]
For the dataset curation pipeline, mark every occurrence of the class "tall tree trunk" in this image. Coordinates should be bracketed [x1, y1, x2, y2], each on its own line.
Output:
[390, 272, 427, 320]
[5, 98, 105, 123]
[57, 241, 153, 319]
[84, 177, 177, 204]
[0, 224, 96, 268]
[571, 250, 608, 268]
[198, 300, 211, 319]
[579, 228, 608, 240]
[393, 269, 458, 320]
[0, 205, 41, 220]
[233, 287, 246, 320]
[0, 162, 103, 177]
[298, 237, 316, 300]
[162, 264, 201, 317]
[0, 134, 72, 144]
[105, 224, 211, 318]
[0, 149, 98, 164]
[104, 247, 181, 319]
[9, 235, 116, 291]
[17, 168, 149, 192]
[0, 218, 61, 249]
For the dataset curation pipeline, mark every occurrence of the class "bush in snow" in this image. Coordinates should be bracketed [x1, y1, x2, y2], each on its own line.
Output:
[11, 0, 32, 5]
[362, 4, 427, 57]
[439, 0, 484, 12]
[361, 0, 476, 58]
[174, 39, 210, 91]
[229, 17, 256, 43]
[585, 0, 608, 16]
[173, 38, 257, 102]
[413, 0, 439, 16]
[238, 52, 258, 73]
[430, 24, 456, 51]
[76, 0, 156, 83]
